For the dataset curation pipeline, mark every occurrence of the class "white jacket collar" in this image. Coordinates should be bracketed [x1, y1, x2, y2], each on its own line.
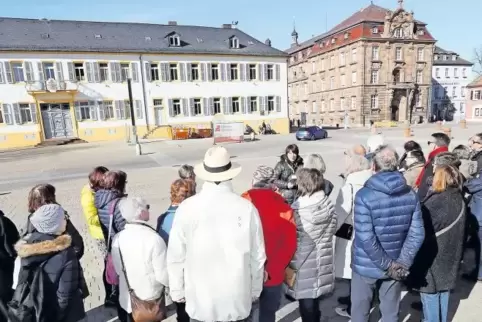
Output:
[201, 181, 234, 194]
[346, 169, 373, 186]
[292, 190, 327, 210]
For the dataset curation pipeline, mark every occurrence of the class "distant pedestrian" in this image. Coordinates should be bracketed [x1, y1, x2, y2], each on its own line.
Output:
[303, 154, 334, 196]
[241, 166, 297, 322]
[287, 168, 336, 322]
[273, 144, 303, 204]
[351, 145, 424, 322]
[167, 146, 266, 322]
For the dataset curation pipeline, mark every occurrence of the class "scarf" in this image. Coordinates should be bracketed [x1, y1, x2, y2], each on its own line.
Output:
[415, 146, 449, 187]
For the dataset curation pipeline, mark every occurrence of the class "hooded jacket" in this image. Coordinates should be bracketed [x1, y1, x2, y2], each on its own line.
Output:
[352, 171, 425, 279]
[0, 210, 19, 301]
[15, 232, 85, 322]
[94, 189, 127, 244]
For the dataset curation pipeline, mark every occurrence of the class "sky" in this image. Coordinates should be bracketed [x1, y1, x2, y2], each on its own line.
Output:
[3, 0, 481, 73]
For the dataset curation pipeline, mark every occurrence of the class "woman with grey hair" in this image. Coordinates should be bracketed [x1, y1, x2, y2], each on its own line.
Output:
[287, 168, 336, 322]
[303, 154, 334, 196]
[334, 149, 372, 319]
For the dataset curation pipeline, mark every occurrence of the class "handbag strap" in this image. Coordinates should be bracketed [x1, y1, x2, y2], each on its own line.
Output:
[340, 184, 355, 226]
[435, 199, 465, 237]
[118, 234, 133, 291]
[106, 198, 121, 251]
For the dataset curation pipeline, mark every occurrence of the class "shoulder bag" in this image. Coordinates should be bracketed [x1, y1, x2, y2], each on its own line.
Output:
[435, 198, 465, 237]
[118, 230, 166, 322]
[105, 199, 121, 286]
[335, 184, 354, 240]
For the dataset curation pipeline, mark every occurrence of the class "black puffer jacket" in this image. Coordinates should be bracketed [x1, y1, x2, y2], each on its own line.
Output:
[0, 211, 19, 302]
[15, 232, 85, 322]
[273, 155, 303, 204]
[408, 188, 466, 293]
[94, 190, 126, 245]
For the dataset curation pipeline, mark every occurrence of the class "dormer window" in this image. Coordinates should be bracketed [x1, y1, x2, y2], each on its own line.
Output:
[331, 38, 336, 44]
[393, 28, 403, 38]
[168, 34, 181, 47]
[229, 36, 239, 49]
[452, 55, 457, 61]
[344, 32, 349, 39]
[417, 29, 425, 36]
[443, 55, 448, 61]
[319, 42, 324, 48]
[371, 27, 379, 34]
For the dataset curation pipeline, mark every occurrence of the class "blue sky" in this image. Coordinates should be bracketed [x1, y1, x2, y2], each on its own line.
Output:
[4, 0, 481, 69]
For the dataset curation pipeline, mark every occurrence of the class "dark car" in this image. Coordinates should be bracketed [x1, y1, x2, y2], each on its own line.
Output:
[295, 126, 328, 141]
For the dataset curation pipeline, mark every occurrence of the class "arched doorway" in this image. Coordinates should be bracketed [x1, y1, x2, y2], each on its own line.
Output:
[392, 68, 401, 83]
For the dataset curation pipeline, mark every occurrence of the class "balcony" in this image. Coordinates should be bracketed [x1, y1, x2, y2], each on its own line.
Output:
[25, 79, 79, 93]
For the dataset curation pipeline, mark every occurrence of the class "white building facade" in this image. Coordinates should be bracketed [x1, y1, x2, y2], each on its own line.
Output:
[0, 18, 288, 149]
[431, 46, 473, 122]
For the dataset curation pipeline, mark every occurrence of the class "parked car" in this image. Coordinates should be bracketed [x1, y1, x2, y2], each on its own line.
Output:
[295, 126, 328, 141]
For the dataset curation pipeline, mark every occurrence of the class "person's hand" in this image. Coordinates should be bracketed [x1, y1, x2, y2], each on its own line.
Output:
[387, 262, 409, 281]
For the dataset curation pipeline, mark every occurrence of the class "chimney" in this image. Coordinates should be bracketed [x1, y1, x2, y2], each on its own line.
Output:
[222, 24, 232, 29]
[168, 21, 177, 26]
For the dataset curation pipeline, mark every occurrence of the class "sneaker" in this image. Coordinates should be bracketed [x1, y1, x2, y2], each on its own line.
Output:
[335, 307, 351, 318]
[337, 296, 350, 305]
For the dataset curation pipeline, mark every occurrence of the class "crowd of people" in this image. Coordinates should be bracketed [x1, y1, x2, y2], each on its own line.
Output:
[0, 131, 481, 322]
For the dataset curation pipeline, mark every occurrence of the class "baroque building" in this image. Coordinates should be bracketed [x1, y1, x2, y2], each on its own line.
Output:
[286, 0, 436, 127]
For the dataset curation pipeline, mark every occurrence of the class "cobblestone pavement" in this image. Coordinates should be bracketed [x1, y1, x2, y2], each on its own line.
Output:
[1, 125, 482, 321]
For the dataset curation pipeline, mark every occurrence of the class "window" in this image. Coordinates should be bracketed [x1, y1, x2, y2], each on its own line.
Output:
[123, 100, 132, 119]
[191, 64, 199, 81]
[351, 96, 356, 110]
[434, 88, 440, 99]
[168, 35, 180, 47]
[78, 101, 92, 120]
[330, 99, 334, 111]
[444, 55, 448, 61]
[352, 71, 357, 85]
[170, 64, 178, 81]
[321, 100, 326, 112]
[452, 55, 457, 61]
[230, 64, 239, 80]
[460, 102, 465, 114]
[120, 63, 130, 82]
[267, 96, 275, 112]
[229, 37, 239, 49]
[445, 68, 449, 78]
[417, 48, 424, 61]
[415, 93, 421, 106]
[74, 63, 85, 81]
[100, 63, 109, 82]
[372, 46, 379, 60]
[330, 56, 335, 68]
[232, 97, 240, 113]
[340, 97, 345, 111]
[351, 48, 357, 62]
[339, 52, 345, 66]
[304, 83, 308, 95]
[416, 70, 423, 83]
[341, 74, 346, 87]
[11, 62, 25, 82]
[312, 101, 317, 113]
[330, 76, 335, 89]
[463, 68, 467, 78]
[321, 79, 325, 91]
[435, 68, 440, 78]
[213, 98, 221, 114]
[249, 97, 257, 112]
[153, 99, 163, 108]
[394, 28, 403, 38]
[19, 104, 32, 123]
[395, 47, 403, 61]
[454, 68, 458, 78]
[476, 108, 480, 117]
[266, 64, 274, 80]
[370, 94, 379, 109]
[43, 63, 55, 79]
[452, 86, 456, 97]
[444, 86, 448, 98]
[211, 64, 219, 80]
[172, 99, 181, 116]
[462, 86, 466, 97]
[312, 80, 317, 92]
[312, 61, 316, 73]
[193, 99, 202, 115]
[321, 59, 325, 70]
[370, 70, 379, 84]
[248, 64, 256, 80]
[102, 101, 115, 119]
[372, 27, 379, 34]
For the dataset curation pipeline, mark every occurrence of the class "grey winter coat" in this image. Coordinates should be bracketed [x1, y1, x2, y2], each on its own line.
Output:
[286, 191, 336, 299]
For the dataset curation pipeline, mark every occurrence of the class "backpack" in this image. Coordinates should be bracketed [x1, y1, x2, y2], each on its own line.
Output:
[7, 260, 54, 322]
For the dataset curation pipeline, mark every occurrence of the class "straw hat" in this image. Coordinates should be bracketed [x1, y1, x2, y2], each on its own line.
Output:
[194, 146, 242, 182]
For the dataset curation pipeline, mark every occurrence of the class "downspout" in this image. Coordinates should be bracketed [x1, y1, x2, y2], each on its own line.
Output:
[361, 42, 366, 126]
[139, 54, 150, 131]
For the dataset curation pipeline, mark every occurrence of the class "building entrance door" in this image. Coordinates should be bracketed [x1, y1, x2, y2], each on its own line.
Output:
[41, 103, 74, 139]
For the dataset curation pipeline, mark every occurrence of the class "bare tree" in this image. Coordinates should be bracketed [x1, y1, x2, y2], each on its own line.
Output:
[475, 46, 482, 75]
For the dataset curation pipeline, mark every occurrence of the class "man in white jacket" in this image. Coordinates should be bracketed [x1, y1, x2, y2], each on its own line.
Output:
[167, 146, 266, 322]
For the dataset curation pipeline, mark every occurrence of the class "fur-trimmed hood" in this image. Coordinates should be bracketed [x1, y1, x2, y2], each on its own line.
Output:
[15, 233, 72, 267]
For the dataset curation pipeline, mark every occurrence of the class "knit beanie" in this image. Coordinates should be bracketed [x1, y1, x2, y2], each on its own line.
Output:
[30, 204, 66, 235]
[253, 166, 274, 183]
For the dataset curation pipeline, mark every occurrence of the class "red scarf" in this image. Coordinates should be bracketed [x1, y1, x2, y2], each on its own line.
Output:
[414, 146, 449, 187]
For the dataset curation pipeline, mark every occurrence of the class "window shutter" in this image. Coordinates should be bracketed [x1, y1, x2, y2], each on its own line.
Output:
[29, 103, 38, 123]
[55, 62, 64, 81]
[240, 64, 246, 81]
[4, 62, 13, 84]
[259, 96, 266, 112]
[221, 63, 227, 81]
[186, 63, 192, 81]
[88, 101, 98, 120]
[276, 96, 282, 112]
[180, 63, 186, 82]
[182, 98, 189, 116]
[203, 98, 210, 116]
[93, 63, 101, 83]
[264, 65, 269, 81]
[160, 63, 168, 82]
[275, 64, 281, 81]
[258, 64, 264, 81]
[131, 62, 139, 82]
[115, 63, 122, 83]
[207, 63, 212, 81]
[67, 62, 75, 81]
[0, 63, 5, 84]
[144, 62, 152, 82]
[109, 62, 117, 82]
[74, 102, 82, 121]
[12, 103, 22, 124]
[114, 100, 122, 119]
[240, 97, 246, 114]
[223, 98, 229, 114]
[228, 97, 233, 114]
[226, 63, 232, 81]
[135, 100, 143, 119]
[168, 99, 174, 117]
[209, 98, 214, 115]
[189, 98, 194, 116]
[26, 62, 36, 82]
[2, 104, 13, 125]
[200, 63, 206, 81]
[86, 62, 94, 82]
[98, 101, 106, 120]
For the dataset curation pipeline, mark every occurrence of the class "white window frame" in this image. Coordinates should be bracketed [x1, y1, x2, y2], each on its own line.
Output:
[74, 62, 86, 82]
[213, 98, 221, 114]
[99, 63, 110, 82]
[191, 64, 200, 81]
[168, 35, 180, 47]
[230, 64, 239, 80]
[211, 64, 219, 80]
[352, 71, 357, 85]
[371, 70, 379, 84]
[372, 46, 379, 60]
[172, 99, 181, 116]
[416, 70, 423, 83]
[395, 47, 403, 61]
[248, 64, 256, 80]
[340, 97, 345, 111]
[193, 98, 202, 115]
[249, 96, 257, 112]
[11, 62, 25, 82]
[370, 94, 379, 109]
[19, 103, 33, 123]
[232, 97, 240, 113]
[351, 48, 357, 62]
[417, 48, 424, 61]
[120, 63, 130, 82]
[170, 63, 179, 81]
[351, 96, 356, 110]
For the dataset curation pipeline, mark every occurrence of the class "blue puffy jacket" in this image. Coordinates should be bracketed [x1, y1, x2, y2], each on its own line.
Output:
[465, 176, 482, 226]
[94, 189, 126, 245]
[352, 171, 425, 279]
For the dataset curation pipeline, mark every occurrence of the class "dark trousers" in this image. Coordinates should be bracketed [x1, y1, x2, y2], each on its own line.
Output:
[117, 306, 133, 322]
[176, 302, 190, 322]
[298, 298, 321, 322]
[351, 272, 402, 322]
[251, 284, 282, 322]
[473, 220, 482, 279]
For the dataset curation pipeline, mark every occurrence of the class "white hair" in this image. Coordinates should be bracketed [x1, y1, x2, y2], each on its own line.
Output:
[304, 154, 327, 174]
[118, 197, 149, 222]
[345, 150, 370, 175]
[367, 134, 385, 153]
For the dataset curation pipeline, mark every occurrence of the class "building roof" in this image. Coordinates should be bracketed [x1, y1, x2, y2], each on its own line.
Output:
[0, 17, 287, 57]
[468, 75, 482, 88]
[433, 46, 473, 66]
[285, 3, 428, 54]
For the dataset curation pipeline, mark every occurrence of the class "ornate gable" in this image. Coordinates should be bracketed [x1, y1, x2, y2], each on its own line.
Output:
[382, 6, 417, 39]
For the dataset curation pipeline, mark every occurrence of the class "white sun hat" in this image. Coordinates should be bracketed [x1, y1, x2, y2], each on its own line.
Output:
[194, 146, 242, 182]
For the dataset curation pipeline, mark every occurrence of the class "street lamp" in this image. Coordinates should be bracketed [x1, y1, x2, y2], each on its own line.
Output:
[127, 78, 142, 155]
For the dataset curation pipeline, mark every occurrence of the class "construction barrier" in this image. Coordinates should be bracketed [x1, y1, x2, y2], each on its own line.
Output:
[213, 121, 244, 144]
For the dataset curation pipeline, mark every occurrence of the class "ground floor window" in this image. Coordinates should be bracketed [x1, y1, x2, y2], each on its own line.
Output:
[19, 104, 33, 123]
